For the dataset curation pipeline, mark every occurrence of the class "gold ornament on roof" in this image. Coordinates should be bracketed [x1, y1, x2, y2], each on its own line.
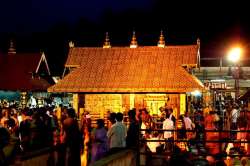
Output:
[103, 32, 111, 48]
[8, 40, 16, 54]
[130, 31, 138, 48]
[69, 41, 75, 48]
[158, 30, 165, 48]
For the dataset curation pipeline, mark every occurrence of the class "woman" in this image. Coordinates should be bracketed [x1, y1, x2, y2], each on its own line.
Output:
[91, 119, 108, 164]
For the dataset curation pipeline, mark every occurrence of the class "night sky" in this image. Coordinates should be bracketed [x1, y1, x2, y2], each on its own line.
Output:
[0, 0, 249, 75]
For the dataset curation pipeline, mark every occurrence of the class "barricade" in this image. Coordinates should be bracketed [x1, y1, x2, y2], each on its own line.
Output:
[138, 128, 250, 166]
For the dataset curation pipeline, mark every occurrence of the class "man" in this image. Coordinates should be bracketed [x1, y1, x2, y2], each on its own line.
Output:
[158, 107, 165, 122]
[184, 111, 195, 140]
[231, 105, 239, 130]
[126, 109, 139, 148]
[167, 108, 176, 127]
[107, 113, 127, 153]
[163, 114, 174, 139]
[163, 114, 174, 151]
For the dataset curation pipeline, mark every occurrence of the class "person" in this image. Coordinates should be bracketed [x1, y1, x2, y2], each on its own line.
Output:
[91, 119, 108, 164]
[193, 110, 204, 141]
[126, 109, 139, 148]
[231, 105, 239, 130]
[81, 111, 92, 132]
[107, 113, 127, 153]
[1, 109, 16, 135]
[106, 110, 112, 129]
[0, 109, 10, 127]
[163, 114, 174, 151]
[158, 107, 165, 122]
[19, 108, 32, 151]
[245, 108, 250, 155]
[0, 123, 10, 165]
[177, 115, 187, 140]
[62, 108, 81, 166]
[167, 108, 176, 127]
[237, 106, 249, 153]
[141, 109, 152, 138]
[183, 111, 195, 140]
[205, 111, 220, 155]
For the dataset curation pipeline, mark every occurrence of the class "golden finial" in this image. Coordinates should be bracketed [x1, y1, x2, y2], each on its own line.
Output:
[103, 32, 111, 48]
[69, 41, 75, 48]
[130, 30, 138, 48]
[8, 39, 16, 54]
[158, 30, 165, 48]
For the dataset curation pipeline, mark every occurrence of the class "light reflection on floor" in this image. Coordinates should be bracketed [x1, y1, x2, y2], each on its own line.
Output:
[81, 146, 88, 166]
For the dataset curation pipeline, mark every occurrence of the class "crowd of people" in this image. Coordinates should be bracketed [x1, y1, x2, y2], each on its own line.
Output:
[136, 103, 250, 165]
[0, 105, 140, 166]
[1, 102, 250, 165]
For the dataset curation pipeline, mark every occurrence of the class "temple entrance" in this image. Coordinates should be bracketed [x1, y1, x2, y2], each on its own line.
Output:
[143, 94, 168, 115]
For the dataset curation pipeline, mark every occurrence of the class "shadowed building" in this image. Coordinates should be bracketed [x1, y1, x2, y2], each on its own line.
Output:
[0, 40, 53, 108]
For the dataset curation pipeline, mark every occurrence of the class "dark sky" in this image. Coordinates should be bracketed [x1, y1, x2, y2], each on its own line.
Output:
[0, 0, 250, 75]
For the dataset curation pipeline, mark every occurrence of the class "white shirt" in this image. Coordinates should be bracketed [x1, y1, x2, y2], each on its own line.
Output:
[184, 117, 193, 129]
[107, 121, 127, 149]
[163, 118, 174, 139]
[231, 109, 239, 123]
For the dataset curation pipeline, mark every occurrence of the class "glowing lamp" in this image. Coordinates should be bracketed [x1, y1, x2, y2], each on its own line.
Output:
[227, 47, 242, 63]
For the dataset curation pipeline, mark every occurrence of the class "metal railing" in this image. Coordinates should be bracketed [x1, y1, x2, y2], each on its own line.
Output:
[137, 128, 250, 166]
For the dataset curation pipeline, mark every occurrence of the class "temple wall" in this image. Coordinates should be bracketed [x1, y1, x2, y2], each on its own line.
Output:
[82, 93, 181, 119]
[84, 94, 123, 119]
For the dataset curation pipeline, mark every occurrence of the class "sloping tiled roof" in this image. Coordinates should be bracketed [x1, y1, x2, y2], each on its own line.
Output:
[65, 45, 198, 67]
[239, 90, 250, 100]
[0, 53, 51, 91]
[49, 46, 203, 93]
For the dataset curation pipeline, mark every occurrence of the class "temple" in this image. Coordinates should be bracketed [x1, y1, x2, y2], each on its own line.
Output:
[48, 32, 204, 119]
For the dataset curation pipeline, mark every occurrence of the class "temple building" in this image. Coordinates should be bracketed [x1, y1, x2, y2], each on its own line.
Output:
[48, 32, 204, 119]
[0, 40, 53, 108]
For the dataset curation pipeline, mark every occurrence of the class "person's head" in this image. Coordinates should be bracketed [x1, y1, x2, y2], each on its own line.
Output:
[128, 109, 136, 121]
[21, 108, 27, 117]
[107, 109, 111, 114]
[164, 108, 170, 115]
[96, 119, 105, 129]
[109, 112, 116, 124]
[116, 112, 123, 122]
[179, 115, 184, 120]
[67, 108, 76, 118]
[141, 108, 148, 115]
[2, 109, 9, 118]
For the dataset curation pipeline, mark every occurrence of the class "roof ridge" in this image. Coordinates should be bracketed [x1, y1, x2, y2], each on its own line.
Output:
[71, 45, 197, 49]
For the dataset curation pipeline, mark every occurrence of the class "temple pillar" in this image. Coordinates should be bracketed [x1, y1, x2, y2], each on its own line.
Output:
[129, 94, 135, 109]
[180, 94, 186, 115]
[73, 93, 79, 115]
[20, 92, 28, 109]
